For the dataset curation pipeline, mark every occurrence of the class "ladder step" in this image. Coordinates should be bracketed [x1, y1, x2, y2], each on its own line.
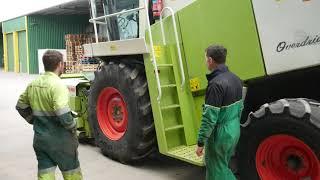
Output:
[161, 84, 177, 88]
[165, 125, 184, 131]
[157, 64, 173, 68]
[161, 104, 180, 110]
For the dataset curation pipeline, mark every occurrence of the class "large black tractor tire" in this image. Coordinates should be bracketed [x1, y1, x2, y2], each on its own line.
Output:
[88, 61, 156, 163]
[239, 99, 320, 180]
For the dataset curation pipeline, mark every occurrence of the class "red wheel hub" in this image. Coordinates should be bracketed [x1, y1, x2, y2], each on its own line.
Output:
[97, 87, 128, 140]
[256, 135, 320, 180]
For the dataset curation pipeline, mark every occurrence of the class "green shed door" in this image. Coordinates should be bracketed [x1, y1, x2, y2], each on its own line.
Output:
[6, 33, 14, 72]
[18, 31, 27, 73]
[0, 35, 3, 67]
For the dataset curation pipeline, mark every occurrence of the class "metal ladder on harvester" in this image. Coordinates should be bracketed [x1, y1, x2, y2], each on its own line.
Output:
[88, 0, 203, 165]
[147, 7, 203, 166]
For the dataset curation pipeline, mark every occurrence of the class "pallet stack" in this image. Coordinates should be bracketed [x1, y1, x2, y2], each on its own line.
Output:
[64, 61, 79, 74]
[75, 44, 99, 72]
[64, 34, 98, 73]
[75, 45, 84, 62]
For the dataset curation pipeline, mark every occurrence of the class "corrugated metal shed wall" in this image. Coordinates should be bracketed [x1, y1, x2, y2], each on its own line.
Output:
[0, 34, 3, 67]
[27, 15, 89, 74]
[6, 33, 14, 71]
[2, 17, 25, 33]
[2, 16, 26, 72]
[18, 31, 28, 73]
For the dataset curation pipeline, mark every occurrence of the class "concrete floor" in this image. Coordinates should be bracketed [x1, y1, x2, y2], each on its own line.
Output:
[0, 70, 205, 180]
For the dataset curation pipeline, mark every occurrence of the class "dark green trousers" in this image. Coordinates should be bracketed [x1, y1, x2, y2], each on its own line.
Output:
[33, 127, 82, 180]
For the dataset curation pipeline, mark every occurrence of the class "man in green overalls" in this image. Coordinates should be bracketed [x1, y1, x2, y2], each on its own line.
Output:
[196, 45, 243, 180]
[16, 50, 83, 180]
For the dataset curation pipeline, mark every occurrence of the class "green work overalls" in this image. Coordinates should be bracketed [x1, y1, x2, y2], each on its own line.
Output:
[16, 72, 83, 180]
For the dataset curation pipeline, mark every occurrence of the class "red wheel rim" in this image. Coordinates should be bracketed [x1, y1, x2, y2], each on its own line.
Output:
[97, 87, 128, 141]
[256, 135, 320, 180]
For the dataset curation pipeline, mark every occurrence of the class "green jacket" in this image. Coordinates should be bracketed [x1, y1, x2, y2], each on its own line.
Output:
[16, 72, 76, 148]
[197, 64, 243, 180]
[197, 64, 243, 146]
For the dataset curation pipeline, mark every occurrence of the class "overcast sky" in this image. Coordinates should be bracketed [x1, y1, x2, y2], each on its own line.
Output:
[0, 0, 75, 22]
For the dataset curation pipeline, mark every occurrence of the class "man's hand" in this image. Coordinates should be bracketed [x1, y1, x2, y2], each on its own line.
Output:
[196, 146, 204, 157]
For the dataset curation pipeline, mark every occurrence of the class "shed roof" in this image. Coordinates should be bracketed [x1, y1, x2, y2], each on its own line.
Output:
[2, 0, 90, 22]
[34, 0, 89, 15]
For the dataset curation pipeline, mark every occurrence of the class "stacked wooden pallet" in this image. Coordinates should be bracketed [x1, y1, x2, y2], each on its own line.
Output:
[64, 34, 98, 73]
[64, 61, 79, 74]
[65, 34, 86, 61]
[80, 64, 99, 72]
[75, 45, 84, 62]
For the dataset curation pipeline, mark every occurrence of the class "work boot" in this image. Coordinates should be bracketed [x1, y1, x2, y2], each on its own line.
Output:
[38, 167, 56, 180]
[62, 167, 83, 180]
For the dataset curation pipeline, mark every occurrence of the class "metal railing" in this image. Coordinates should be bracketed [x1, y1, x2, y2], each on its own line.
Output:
[102, 2, 111, 41]
[89, 7, 145, 24]
[160, 7, 186, 90]
[88, 0, 163, 102]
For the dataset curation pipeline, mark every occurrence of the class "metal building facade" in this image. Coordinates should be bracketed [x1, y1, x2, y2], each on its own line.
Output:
[2, 16, 27, 73]
[0, 33, 3, 67]
[2, 15, 89, 74]
[27, 15, 89, 74]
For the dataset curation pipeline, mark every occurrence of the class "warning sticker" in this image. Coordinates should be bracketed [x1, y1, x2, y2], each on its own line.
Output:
[110, 44, 117, 51]
[190, 78, 200, 92]
[153, 45, 162, 58]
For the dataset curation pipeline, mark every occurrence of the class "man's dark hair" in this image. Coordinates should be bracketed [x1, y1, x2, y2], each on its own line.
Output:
[42, 50, 63, 72]
[205, 45, 227, 64]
